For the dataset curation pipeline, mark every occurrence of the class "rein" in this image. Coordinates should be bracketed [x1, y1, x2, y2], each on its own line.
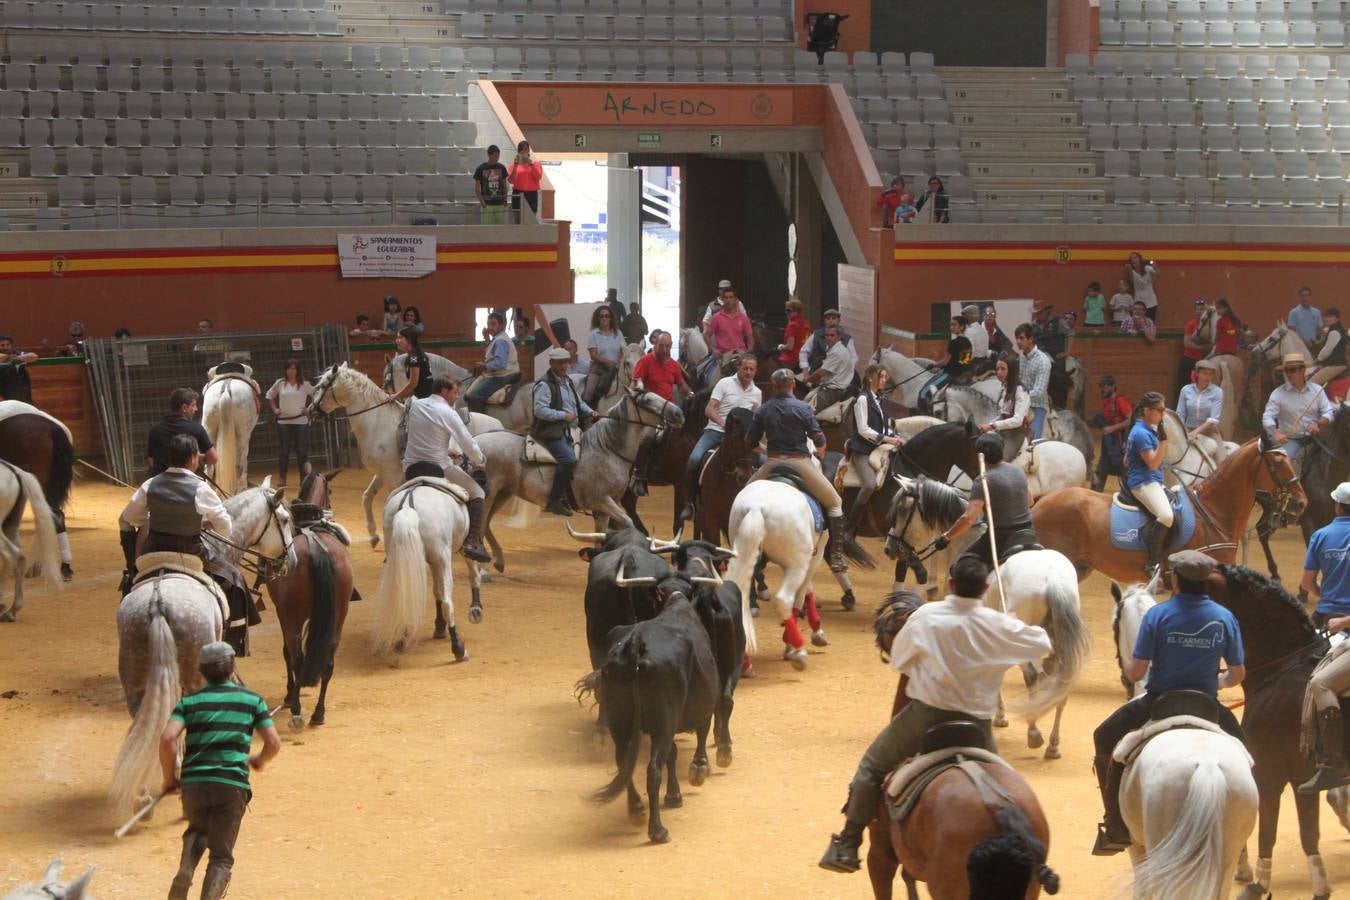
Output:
[312, 393, 399, 422]
[203, 497, 294, 583]
[1242, 635, 1328, 692]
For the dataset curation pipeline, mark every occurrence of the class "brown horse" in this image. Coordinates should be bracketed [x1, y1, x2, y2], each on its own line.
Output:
[1033, 438, 1306, 583]
[265, 468, 354, 730]
[0, 407, 75, 579]
[866, 593, 1060, 900]
[1202, 564, 1342, 900]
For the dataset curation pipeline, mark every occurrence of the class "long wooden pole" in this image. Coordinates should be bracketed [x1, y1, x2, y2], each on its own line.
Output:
[978, 454, 1008, 613]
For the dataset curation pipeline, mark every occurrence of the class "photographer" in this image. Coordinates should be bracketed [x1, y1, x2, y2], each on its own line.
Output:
[1124, 252, 1159, 321]
[507, 140, 543, 222]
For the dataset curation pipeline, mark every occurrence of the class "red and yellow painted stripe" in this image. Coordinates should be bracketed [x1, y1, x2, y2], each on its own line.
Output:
[0, 243, 560, 279]
[893, 241, 1350, 267]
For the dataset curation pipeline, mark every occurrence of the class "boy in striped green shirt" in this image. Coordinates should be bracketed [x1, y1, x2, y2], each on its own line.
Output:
[160, 641, 280, 900]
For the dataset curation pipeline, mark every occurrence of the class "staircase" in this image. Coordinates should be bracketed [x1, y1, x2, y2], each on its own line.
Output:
[941, 68, 1106, 221]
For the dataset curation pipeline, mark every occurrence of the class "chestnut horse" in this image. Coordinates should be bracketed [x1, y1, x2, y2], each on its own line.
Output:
[866, 592, 1060, 900]
[1032, 438, 1306, 583]
[0, 405, 76, 578]
[265, 468, 354, 730]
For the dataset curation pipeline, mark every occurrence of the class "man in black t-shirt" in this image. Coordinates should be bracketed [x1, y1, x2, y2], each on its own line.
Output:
[917, 317, 973, 413]
[146, 387, 217, 476]
[931, 433, 1037, 570]
[473, 144, 510, 225]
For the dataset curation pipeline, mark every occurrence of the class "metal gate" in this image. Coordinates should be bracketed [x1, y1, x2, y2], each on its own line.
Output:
[85, 326, 352, 486]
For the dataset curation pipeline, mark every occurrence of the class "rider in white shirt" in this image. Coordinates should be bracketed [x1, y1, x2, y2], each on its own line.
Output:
[402, 375, 491, 562]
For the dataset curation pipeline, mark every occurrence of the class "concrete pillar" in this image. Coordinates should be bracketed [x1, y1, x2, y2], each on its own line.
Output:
[607, 153, 641, 307]
[791, 153, 823, 320]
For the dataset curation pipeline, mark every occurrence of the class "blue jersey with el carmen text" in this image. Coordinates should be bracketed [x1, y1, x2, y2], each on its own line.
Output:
[1133, 593, 1244, 695]
[1306, 516, 1350, 617]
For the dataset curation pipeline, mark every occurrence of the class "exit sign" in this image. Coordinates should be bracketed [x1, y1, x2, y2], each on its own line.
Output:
[637, 132, 661, 148]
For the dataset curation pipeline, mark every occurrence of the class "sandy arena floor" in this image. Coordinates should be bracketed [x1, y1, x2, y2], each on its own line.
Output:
[1, 474, 1347, 898]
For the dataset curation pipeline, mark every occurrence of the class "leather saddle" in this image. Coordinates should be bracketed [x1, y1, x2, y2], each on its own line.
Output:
[1112, 482, 1180, 513]
[885, 722, 1011, 823]
[475, 374, 523, 406]
[523, 428, 581, 465]
[998, 527, 1043, 563]
[1112, 691, 1236, 767]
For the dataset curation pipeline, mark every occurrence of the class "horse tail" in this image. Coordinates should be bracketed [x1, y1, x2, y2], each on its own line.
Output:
[592, 637, 644, 805]
[296, 536, 337, 688]
[45, 423, 75, 512]
[110, 604, 181, 812]
[726, 506, 764, 655]
[1131, 760, 1231, 900]
[14, 466, 60, 589]
[967, 805, 1059, 896]
[1016, 570, 1090, 722]
[371, 505, 428, 655]
[213, 385, 239, 496]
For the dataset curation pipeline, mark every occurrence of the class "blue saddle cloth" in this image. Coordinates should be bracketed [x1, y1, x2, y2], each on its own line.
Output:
[1109, 486, 1198, 552]
[804, 492, 825, 533]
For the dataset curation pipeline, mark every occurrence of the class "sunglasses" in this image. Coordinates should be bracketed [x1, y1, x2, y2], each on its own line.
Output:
[1284, 366, 1305, 373]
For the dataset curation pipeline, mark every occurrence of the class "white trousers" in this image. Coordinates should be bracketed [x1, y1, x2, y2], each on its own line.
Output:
[1132, 480, 1174, 528]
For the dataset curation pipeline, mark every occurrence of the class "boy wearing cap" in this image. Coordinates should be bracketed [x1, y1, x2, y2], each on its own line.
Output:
[1299, 483, 1350, 792]
[160, 642, 281, 900]
[1263, 353, 1334, 465]
[701, 279, 733, 328]
[1177, 358, 1224, 440]
[1312, 307, 1347, 387]
[1091, 550, 1246, 855]
[800, 309, 858, 373]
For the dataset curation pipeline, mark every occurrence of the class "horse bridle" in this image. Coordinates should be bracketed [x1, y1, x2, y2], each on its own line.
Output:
[883, 480, 940, 583]
[1260, 447, 1302, 517]
[203, 493, 295, 583]
[307, 366, 399, 422]
[597, 392, 681, 464]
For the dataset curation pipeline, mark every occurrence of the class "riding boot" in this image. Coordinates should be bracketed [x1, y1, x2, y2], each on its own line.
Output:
[460, 498, 492, 563]
[168, 833, 206, 899]
[1142, 518, 1170, 580]
[818, 817, 866, 873]
[841, 488, 864, 544]
[826, 515, 849, 573]
[1092, 754, 1132, 855]
[545, 463, 576, 517]
[199, 866, 231, 900]
[119, 529, 139, 597]
[1300, 707, 1350, 793]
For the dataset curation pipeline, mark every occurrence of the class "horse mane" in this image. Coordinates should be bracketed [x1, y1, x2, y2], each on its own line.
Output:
[299, 469, 322, 503]
[336, 363, 387, 406]
[873, 590, 924, 661]
[725, 406, 754, 435]
[1215, 562, 1317, 638]
[945, 383, 999, 414]
[887, 476, 967, 532]
[1193, 438, 1260, 502]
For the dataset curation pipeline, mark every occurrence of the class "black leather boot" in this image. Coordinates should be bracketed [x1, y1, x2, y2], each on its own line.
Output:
[119, 529, 139, 597]
[818, 819, 866, 873]
[545, 463, 576, 516]
[200, 866, 231, 900]
[1092, 754, 1132, 855]
[460, 498, 492, 563]
[826, 515, 848, 573]
[1300, 707, 1350, 793]
[1142, 518, 1169, 580]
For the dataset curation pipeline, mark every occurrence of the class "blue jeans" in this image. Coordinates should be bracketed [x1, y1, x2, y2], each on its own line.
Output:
[1029, 406, 1047, 440]
[540, 436, 576, 466]
[1283, 435, 1310, 462]
[467, 374, 517, 410]
[276, 423, 309, 480]
[685, 428, 725, 484]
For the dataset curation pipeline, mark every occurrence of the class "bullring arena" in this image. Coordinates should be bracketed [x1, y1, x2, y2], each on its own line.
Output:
[7, 0, 1350, 895]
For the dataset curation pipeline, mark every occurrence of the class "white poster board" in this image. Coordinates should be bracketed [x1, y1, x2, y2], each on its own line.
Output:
[947, 299, 1035, 351]
[337, 233, 436, 278]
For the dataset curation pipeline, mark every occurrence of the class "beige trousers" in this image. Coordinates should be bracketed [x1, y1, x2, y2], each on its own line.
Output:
[1132, 480, 1175, 528]
[749, 455, 844, 517]
[1310, 640, 1350, 711]
[1311, 365, 1347, 386]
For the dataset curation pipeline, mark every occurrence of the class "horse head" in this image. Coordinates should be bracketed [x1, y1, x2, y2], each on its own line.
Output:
[5, 860, 96, 900]
[307, 362, 346, 417]
[1110, 577, 1159, 697]
[628, 388, 685, 429]
[873, 589, 924, 662]
[1259, 444, 1308, 519]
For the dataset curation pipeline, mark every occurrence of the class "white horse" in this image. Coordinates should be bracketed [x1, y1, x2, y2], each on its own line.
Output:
[371, 478, 477, 662]
[1110, 576, 1159, 699]
[3, 860, 95, 900]
[384, 351, 469, 392]
[201, 370, 259, 496]
[883, 476, 1091, 759]
[872, 347, 938, 410]
[0, 461, 60, 622]
[725, 479, 852, 670]
[111, 482, 294, 812]
[307, 362, 405, 547]
[936, 380, 1096, 472]
[1161, 409, 1235, 486]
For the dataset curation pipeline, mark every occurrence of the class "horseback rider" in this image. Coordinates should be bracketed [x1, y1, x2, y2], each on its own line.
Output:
[804, 324, 855, 412]
[745, 368, 849, 572]
[680, 354, 761, 523]
[1263, 352, 1334, 470]
[388, 327, 433, 401]
[532, 347, 599, 517]
[1125, 391, 1173, 579]
[800, 308, 859, 374]
[932, 433, 1036, 569]
[1177, 357, 1224, 441]
[146, 388, 218, 478]
[465, 312, 520, 414]
[118, 434, 257, 654]
[843, 364, 904, 549]
[402, 374, 491, 563]
[1090, 549, 1246, 855]
[918, 316, 973, 414]
[818, 557, 1053, 873]
[1297, 482, 1350, 793]
[977, 354, 1030, 463]
[629, 331, 690, 497]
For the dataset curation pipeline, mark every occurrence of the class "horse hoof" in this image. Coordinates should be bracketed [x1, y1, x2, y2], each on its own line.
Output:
[1027, 730, 1044, 750]
[369, 535, 381, 549]
[840, 591, 856, 612]
[432, 626, 446, 640]
[784, 648, 807, 671]
[750, 606, 760, 619]
[393, 638, 406, 653]
[627, 806, 646, 826]
[477, 568, 493, 584]
[993, 715, 1009, 729]
[649, 827, 671, 844]
[742, 664, 757, 679]
[811, 629, 829, 647]
[308, 714, 325, 727]
[716, 746, 733, 768]
[453, 645, 469, 662]
[0, 609, 14, 623]
[288, 715, 304, 733]
[1237, 885, 1268, 900]
[1043, 745, 1061, 760]
[664, 793, 684, 808]
[468, 606, 483, 624]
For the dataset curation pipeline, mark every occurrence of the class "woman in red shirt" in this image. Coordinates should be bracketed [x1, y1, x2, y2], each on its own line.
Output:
[780, 298, 813, 369]
[508, 140, 544, 221]
[1212, 297, 1242, 355]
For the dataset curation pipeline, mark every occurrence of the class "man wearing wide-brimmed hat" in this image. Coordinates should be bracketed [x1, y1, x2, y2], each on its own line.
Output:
[1298, 482, 1350, 793]
[1177, 357, 1224, 441]
[1262, 351, 1334, 466]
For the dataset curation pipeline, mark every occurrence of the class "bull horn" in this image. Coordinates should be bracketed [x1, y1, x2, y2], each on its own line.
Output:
[648, 535, 681, 552]
[714, 546, 738, 559]
[615, 561, 659, 588]
[565, 522, 607, 543]
[690, 576, 723, 586]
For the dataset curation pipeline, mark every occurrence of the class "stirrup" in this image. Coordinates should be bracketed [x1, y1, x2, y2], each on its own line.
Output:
[1298, 766, 1350, 794]
[817, 834, 862, 873]
[1091, 821, 1131, 856]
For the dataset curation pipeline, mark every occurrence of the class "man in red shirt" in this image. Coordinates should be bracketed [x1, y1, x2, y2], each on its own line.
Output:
[1091, 374, 1134, 492]
[780, 298, 813, 370]
[705, 290, 754, 360]
[1179, 298, 1210, 394]
[630, 331, 689, 496]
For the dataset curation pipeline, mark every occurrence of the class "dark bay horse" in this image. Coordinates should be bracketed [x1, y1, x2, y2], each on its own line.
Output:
[1204, 563, 1344, 900]
[866, 592, 1060, 900]
[0, 406, 75, 578]
[621, 387, 711, 538]
[265, 468, 354, 729]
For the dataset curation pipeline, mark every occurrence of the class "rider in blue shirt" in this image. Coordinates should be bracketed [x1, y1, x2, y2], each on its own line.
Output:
[1297, 483, 1350, 792]
[1303, 496, 1350, 623]
[1124, 391, 1173, 578]
[1089, 550, 1246, 856]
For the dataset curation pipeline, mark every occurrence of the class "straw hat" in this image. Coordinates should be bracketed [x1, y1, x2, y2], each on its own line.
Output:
[1282, 352, 1308, 368]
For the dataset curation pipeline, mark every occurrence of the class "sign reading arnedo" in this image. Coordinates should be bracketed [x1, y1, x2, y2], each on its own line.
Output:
[338, 233, 436, 279]
[516, 87, 794, 126]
